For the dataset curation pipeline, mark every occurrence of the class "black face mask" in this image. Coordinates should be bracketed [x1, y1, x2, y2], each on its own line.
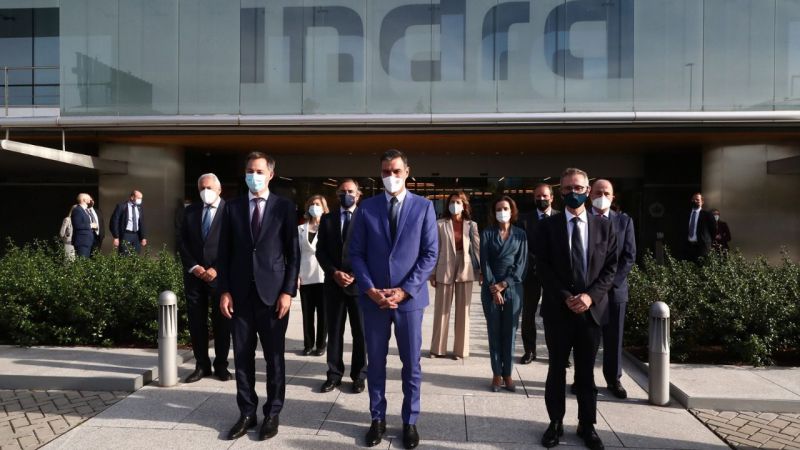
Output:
[339, 193, 356, 208]
[534, 199, 550, 211]
[87, 201, 94, 208]
[691, 201, 701, 209]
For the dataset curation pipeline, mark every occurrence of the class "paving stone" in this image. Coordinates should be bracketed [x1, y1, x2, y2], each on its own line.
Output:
[772, 419, 792, 430]
[761, 413, 780, 422]
[739, 424, 760, 435]
[786, 427, 800, 437]
[727, 434, 765, 447]
[752, 432, 773, 444]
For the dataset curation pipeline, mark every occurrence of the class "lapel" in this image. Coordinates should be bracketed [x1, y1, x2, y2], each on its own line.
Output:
[394, 192, 413, 246]
[587, 213, 602, 275]
[333, 211, 344, 245]
[195, 204, 205, 242]
[256, 194, 278, 245]
[556, 213, 571, 271]
[446, 219, 456, 258]
[378, 195, 392, 248]
[209, 199, 225, 238]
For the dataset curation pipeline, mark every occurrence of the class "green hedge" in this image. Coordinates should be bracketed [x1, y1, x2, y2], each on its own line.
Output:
[0, 240, 189, 347]
[627, 249, 800, 366]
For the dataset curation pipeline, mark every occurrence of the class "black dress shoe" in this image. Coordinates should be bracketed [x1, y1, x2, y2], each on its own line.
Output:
[365, 420, 386, 447]
[184, 368, 211, 384]
[570, 382, 577, 395]
[320, 378, 341, 393]
[352, 379, 366, 394]
[214, 368, 232, 382]
[519, 352, 536, 365]
[403, 424, 419, 449]
[312, 347, 326, 356]
[226, 415, 256, 440]
[607, 382, 628, 399]
[258, 415, 279, 440]
[541, 420, 564, 448]
[577, 423, 604, 450]
[302, 347, 313, 356]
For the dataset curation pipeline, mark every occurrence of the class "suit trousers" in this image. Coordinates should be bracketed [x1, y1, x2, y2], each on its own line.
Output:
[602, 302, 626, 385]
[185, 275, 231, 373]
[363, 306, 424, 425]
[231, 285, 289, 418]
[300, 283, 326, 351]
[481, 292, 522, 377]
[429, 281, 472, 358]
[119, 232, 141, 255]
[544, 314, 601, 425]
[520, 277, 542, 354]
[325, 282, 367, 382]
[74, 243, 92, 258]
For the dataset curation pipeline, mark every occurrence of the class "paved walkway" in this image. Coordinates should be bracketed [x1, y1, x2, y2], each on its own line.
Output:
[691, 410, 800, 449]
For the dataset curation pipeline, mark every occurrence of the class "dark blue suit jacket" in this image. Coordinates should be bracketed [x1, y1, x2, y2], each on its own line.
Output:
[348, 191, 438, 312]
[179, 200, 226, 288]
[217, 193, 300, 306]
[109, 201, 145, 240]
[601, 209, 636, 303]
[70, 207, 95, 249]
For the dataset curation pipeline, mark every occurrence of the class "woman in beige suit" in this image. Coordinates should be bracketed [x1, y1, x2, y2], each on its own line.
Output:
[429, 192, 481, 359]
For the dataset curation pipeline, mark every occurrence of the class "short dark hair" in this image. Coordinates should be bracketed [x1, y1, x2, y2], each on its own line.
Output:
[488, 195, 519, 226]
[533, 183, 552, 195]
[246, 152, 276, 171]
[338, 178, 361, 192]
[442, 192, 472, 221]
[381, 149, 409, 167]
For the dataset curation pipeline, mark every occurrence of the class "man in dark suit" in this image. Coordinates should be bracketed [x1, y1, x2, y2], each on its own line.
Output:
[71, 193, 98, 258]
[85, 194, 105, 253]
[536, 168, 618, 450]
[218, 152, 300, 442]
[315, 179, 367, 394]
[589, 179, 636, 400]
[518, 183, 560, 364]
[685, 192, 715, 263]
[711, 208, 732, 252]
[179, 173, 231, 384]
[349, 149, 438, 449]
[109, 190, 147, 255]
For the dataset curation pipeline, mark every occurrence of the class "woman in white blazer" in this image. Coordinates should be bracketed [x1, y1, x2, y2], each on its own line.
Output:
[429, 192, 481, 359]
[299, 195, 329, 356]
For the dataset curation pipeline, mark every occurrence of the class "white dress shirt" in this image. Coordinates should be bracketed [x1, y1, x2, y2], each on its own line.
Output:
[565, 208, 589, 276]
[126, 202, 138, 232]
[87, 207, 100, 235]
[340, 206, 356, 233]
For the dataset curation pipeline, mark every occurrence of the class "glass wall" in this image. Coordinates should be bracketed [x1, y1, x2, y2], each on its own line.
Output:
[55, 0, 800, 116]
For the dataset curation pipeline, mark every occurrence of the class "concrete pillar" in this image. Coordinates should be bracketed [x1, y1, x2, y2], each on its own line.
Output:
[99, 144, 184, 254]
[702, 144, 800, 262]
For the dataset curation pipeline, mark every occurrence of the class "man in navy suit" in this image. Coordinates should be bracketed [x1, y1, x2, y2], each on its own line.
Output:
[71, 193, 98, 258]
[179, 173, 231, 384]
[109, 190, 146, 255]
[218, 152, 300, 442]
[349, 149, 438, 450]
[536, 168, 617, 450]
[685, 192, 716, 263]
[588, 179, 636, 400]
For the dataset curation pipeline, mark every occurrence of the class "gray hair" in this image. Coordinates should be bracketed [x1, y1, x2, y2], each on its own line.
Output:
[197, 173, 221, 190]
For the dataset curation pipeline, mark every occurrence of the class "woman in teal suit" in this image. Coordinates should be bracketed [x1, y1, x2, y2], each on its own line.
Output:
[480, 195, 527, 392]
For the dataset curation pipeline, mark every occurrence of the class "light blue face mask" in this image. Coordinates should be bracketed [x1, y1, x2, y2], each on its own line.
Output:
[245, 173, 267, 193]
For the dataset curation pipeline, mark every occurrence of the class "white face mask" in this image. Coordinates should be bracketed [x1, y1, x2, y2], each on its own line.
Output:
[592, 196, 612, 212]
[496, 210, 511, 223]
[382, 175, 405, 194]
[713, 215, 720, 222]
[134, 198, 142, 206]
[200, 188, 218, 205]
[448, 202, 463, 216]
[308, 205, 323, 218]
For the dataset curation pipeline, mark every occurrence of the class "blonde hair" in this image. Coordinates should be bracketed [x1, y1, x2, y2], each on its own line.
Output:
[304, 195, 329, 219]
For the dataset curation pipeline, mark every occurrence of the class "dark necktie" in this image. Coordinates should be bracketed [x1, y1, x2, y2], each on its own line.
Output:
[688, 210, 697, 239]
[571, 217, 586, 292]
[131, 204, 138, 233]
[87, 208, 96, 224]
[342, 210, 352, 238]
[251, 198, 263, 240]
[202, 205, 212, 240]
[389, 197, 399, 241]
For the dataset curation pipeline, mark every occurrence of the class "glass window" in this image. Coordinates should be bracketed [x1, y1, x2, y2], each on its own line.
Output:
[775, 0, 800, 110]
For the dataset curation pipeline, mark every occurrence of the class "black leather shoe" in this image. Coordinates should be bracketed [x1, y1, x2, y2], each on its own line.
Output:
[570, 382, 577, 395]
[312, 347, 326, 356]
[184, 368, 211, 384]
[577, 423, 604, 450]
[519, 352, 536, 365]
[541, 420, 564, 448]
[365, 420, 386, 447]
[352, 379, 366, 394]
[302, 347, 313, 356]
[226, 415, 256, 440]
[258, 415, 279, 440]
[214, 368, 232, 382]
[403, 424, 419, 449]
[320, 378, 341, 393]
[607, 382, 628, 399]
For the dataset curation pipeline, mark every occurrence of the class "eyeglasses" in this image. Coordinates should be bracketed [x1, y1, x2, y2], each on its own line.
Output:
[561, 185, 588, 194]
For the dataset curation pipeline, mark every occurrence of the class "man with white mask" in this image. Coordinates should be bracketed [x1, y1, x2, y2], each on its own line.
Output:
[587, 179, 636, 400]
[179, 173, 231, 384]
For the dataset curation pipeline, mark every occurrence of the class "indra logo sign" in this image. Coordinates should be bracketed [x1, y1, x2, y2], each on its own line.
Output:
[243, 0, 633, 84]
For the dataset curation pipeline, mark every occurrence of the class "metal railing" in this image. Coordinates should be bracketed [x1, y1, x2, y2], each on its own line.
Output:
[3, 66, 59, 116]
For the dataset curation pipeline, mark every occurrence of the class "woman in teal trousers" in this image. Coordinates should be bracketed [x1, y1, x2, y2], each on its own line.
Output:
[480, 195, 527, 392]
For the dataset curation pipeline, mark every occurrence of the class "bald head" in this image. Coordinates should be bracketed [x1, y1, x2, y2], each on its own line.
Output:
[590, 179, 615, 213]
[76, 193, 91, 205]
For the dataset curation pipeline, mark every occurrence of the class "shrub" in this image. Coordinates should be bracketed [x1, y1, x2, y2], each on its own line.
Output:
[626, 248, 799, 366]
[0, 239, 189, 347]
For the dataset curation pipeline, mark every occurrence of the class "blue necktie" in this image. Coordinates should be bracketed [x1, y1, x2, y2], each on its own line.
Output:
[201, 206, 212, 240]
[688, 210, 697, 239]
[389, 197, 399, 241]
[342, 210, 352, 238]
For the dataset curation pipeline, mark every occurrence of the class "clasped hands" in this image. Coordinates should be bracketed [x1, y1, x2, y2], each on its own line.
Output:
[191, 266, 218, 283]
[367, 287, 408, 309]
[333, 270, 355, 288]
[220, 291, 292, 320]
[489, 281, 507, 306]
[566, 293, 592, 314]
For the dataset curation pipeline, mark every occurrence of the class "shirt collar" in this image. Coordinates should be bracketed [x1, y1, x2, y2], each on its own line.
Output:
[340, 206, 356, 214]
[592, 207, 610, 218]
[385, 189, 408, 204]
[565, 208, 588, 224]
[248, 190, 270, 203]
[538, 207, 552, 217]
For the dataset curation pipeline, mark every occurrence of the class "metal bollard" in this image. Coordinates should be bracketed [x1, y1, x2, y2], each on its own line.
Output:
[648, 301, 670, 406]
[158, 290, 178, 387]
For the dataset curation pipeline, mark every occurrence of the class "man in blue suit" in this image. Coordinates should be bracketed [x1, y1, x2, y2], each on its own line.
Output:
[349, 149, 438, 450]
[71, 193, 98, 258]
[588, 179, 636, 399]
[218, 152, 300, 442]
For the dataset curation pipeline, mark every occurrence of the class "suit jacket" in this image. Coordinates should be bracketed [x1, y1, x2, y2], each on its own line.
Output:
[714, 220, 731, 250]
[689, 208, 715, 251]
[519, 208, 561, 284]
[535, 211, 618, 326]
[316, 208, 359, 296]
[179, 200, 226, 285]
[433, 218, 480, 284]
[70, 206, 95, 249]
[110, 201, 146, 240]
[217, 193, 300, 306]
[348, 192, 438, 312]
[594, 209, 636, 303]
